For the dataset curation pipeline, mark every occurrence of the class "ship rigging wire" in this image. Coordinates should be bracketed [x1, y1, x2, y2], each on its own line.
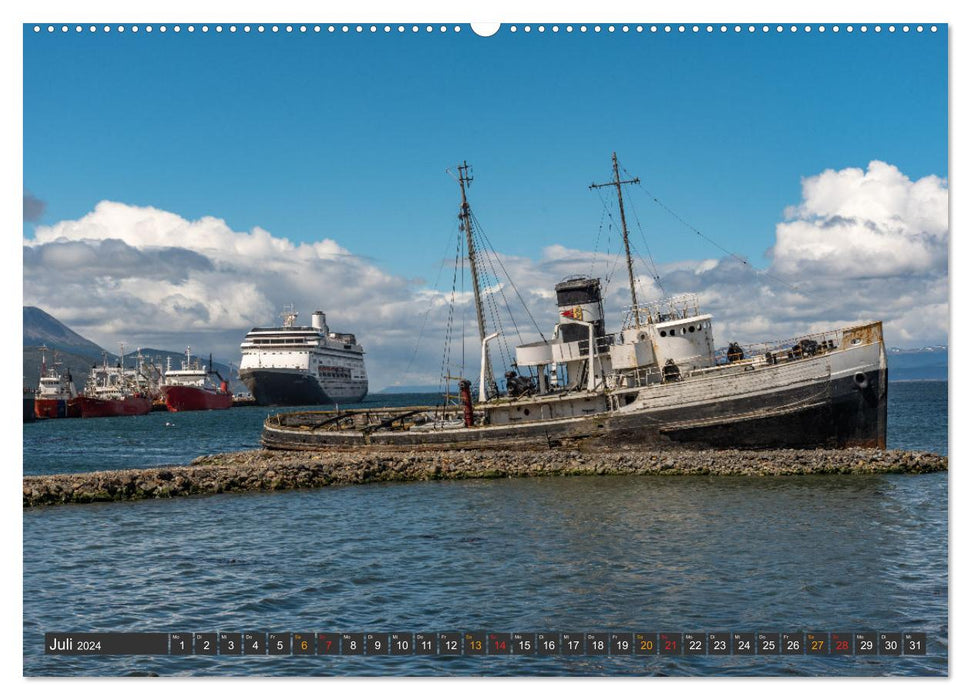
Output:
[436, 201, 551, 398]
[621, 187, 667, 296]
[404, 221, 460, 379]
[589, 198, 610, 281]
[591, 185, 654, 301]
[437, 230, 464, 396]
[472, 218, 527, 384]
[469, 211, 547, 343]
[466, 223, 511, 371]
[624, 167, 802, 293]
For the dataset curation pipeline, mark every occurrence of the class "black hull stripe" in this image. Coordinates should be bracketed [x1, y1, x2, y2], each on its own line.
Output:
[241, 369, 367, 407]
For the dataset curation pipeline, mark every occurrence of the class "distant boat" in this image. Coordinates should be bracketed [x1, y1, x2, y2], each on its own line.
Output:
[78, 350, 152, 418]
[160, 347, 232, 412]
[263, 155, 887, 451]
[33, 346, 81, 419]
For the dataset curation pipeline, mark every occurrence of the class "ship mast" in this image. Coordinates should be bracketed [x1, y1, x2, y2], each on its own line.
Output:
[454, 161, 495, 397]
[590, 152, 643, 326]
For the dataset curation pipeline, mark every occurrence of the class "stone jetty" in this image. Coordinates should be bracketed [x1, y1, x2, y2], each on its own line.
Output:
[23, 448, 947, 508]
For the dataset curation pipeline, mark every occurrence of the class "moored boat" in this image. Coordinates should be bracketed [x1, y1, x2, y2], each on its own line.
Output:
[239, 307, 368, 406]
[33, 347, 81, 419]
[263, 156, 887, 451]
[78, 350, 153, 418]
[77, 393, 153, 418]
[161, 347, 233, 412]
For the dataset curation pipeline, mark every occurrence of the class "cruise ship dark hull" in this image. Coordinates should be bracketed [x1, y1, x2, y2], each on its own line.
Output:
[240, 368, 367, 407]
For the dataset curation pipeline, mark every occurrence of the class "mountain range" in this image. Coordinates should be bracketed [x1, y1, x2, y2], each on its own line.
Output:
[23, 306, 104, 358]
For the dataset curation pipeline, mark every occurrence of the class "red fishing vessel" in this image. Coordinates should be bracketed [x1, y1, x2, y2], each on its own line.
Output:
[78, 350, 153, 418]
[33, 347, 81, 419]
[161, 347, 232, 412]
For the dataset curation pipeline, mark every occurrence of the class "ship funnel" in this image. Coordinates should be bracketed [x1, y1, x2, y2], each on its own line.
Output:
[312, 311, 328, 333]
[554, 277, 605, 344]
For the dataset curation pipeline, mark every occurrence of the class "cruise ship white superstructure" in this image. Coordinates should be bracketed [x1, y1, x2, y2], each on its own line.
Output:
[239, 307, 368, 406]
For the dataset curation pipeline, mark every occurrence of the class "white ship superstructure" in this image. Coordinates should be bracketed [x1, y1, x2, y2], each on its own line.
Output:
[37, 354, 79, 403]
[34, 346, 81, 419]
[239, 306, 368, 406]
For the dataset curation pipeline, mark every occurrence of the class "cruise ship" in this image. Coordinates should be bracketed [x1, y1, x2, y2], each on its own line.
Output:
[239, 306, 368, 406]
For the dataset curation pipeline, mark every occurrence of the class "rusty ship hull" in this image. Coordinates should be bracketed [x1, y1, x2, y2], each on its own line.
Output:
[262, 322, 887, 451]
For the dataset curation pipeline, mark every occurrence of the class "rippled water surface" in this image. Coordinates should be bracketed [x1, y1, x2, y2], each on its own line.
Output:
[22, 396, 420, 477]
[23, 383, 948, 676]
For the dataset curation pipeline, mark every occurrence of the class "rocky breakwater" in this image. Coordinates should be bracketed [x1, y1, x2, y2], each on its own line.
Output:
[23, 448, 947, 508]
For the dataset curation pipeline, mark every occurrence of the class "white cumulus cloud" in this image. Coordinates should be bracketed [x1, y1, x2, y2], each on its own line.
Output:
[770, 160, 948, 278]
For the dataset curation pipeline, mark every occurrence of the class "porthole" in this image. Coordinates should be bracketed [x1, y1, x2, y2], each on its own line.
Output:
[688, 325, 695, 333]
[660, 330, 667, 337]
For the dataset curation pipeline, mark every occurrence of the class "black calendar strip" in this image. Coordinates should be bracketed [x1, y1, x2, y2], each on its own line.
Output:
[45, 632, 927, 656]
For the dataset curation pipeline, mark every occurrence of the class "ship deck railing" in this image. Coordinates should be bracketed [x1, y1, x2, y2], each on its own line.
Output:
[715, 327, 849, 364]
[623, 294, 701, 328]
[505, 332, 845, 400]
[567, 325, 863, 395]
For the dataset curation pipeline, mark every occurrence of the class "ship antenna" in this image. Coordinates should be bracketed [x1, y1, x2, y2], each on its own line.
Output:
[281, 304, 298, 328]
[590, 152, 642, 326]
[448, 160, 495, 397]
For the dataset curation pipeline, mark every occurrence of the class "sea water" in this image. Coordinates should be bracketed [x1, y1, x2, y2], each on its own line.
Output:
[22, 382, 948, 676]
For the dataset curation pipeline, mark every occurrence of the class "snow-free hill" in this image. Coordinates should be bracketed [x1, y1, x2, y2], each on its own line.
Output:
[23, 306, 104, 358]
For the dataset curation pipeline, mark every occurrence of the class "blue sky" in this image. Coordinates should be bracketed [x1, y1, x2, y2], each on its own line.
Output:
[21, 20, 949, 389]
[23, 24, 946, 276]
